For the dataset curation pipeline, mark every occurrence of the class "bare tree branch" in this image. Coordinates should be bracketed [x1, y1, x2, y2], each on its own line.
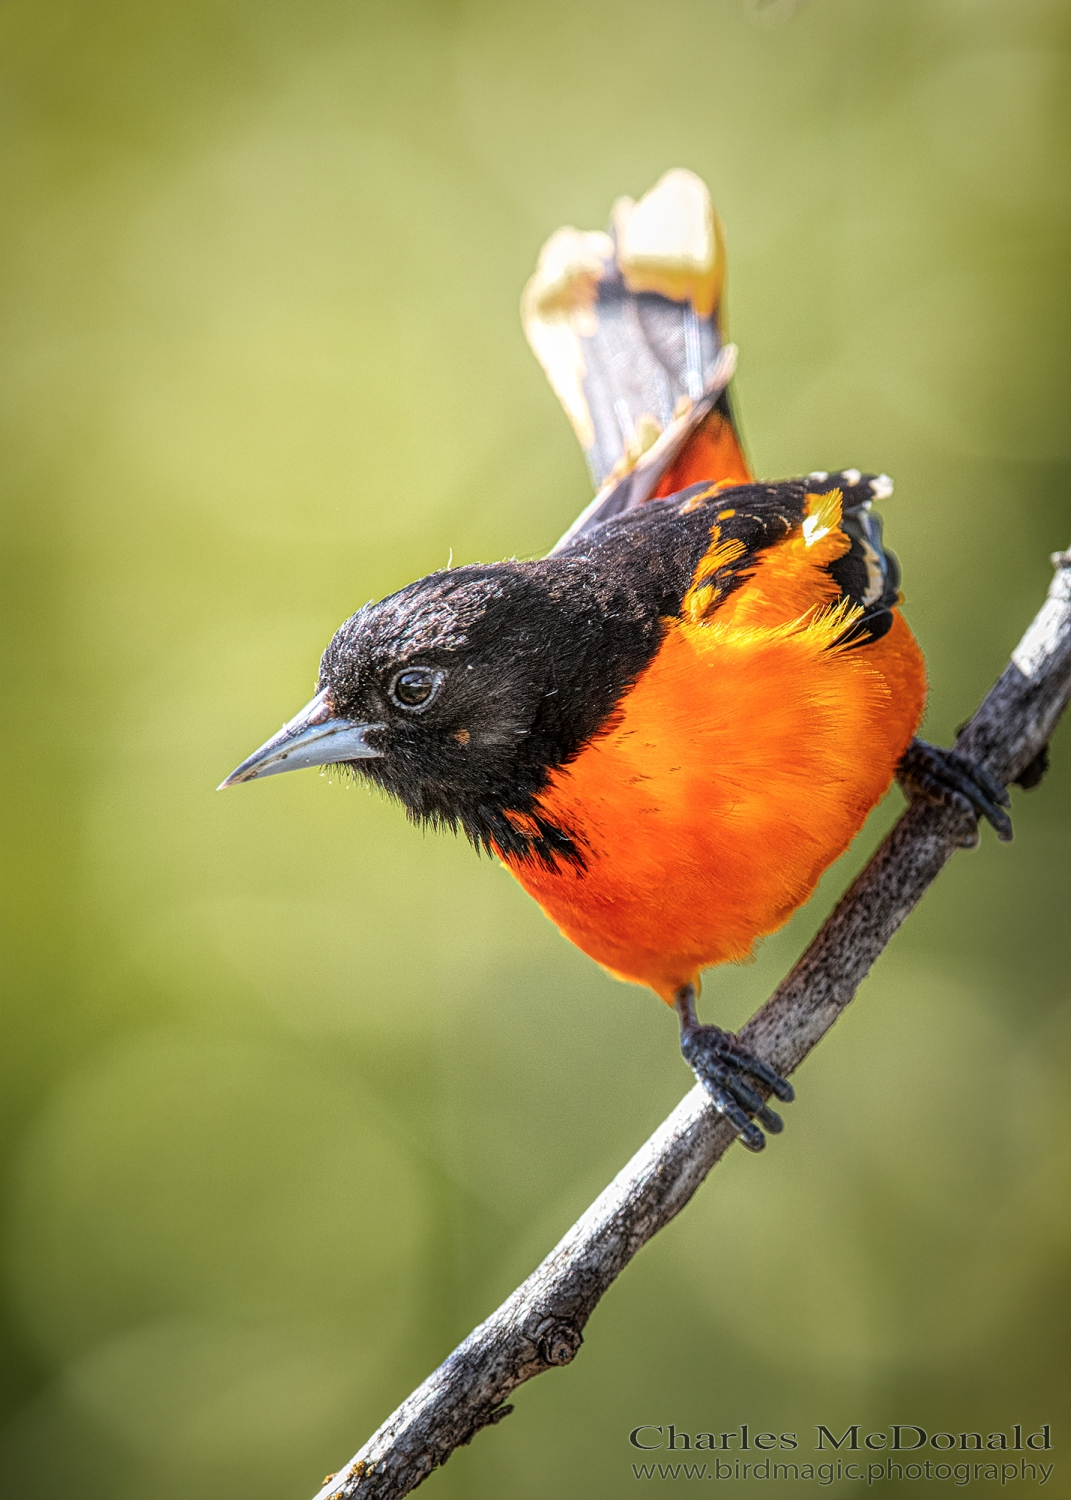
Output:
[313, 548, 1071, 1500]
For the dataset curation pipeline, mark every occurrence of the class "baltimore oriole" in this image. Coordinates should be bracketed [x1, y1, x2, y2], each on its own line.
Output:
[222, 170, 1012, 1149]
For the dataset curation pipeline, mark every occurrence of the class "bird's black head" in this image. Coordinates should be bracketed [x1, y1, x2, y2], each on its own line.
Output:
[317, 559, 664, 861]
[221, 554, 667, 864]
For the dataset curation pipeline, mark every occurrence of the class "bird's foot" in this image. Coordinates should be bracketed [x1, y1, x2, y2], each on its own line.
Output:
[897, 738, 1012, 847]
[675, 986, 794, 1152]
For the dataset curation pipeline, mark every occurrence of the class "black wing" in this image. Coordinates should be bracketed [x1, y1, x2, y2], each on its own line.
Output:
[560, 470, 902, 647]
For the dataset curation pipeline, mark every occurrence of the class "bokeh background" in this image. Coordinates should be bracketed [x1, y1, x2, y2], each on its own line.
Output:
[1, 2, 1069, 1496]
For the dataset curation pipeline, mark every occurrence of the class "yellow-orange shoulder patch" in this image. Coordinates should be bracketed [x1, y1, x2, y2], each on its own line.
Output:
[681, 524, 748, 623]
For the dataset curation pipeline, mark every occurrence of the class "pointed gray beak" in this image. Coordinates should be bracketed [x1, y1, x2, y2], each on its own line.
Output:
[218, 689, 384, 788]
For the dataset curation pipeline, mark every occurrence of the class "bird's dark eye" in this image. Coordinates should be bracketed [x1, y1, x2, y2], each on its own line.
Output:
[389, 666, 445, 712]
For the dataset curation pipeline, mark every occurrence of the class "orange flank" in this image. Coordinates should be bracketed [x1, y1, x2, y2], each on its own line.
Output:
[499, 503, 926, 1001]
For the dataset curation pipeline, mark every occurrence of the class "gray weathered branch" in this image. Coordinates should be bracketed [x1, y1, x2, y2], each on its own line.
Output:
[313, 548, 1071, 1500]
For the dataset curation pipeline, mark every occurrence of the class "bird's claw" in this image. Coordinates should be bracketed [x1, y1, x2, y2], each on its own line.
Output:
[897, 738, 1012, 846]
[680, 1021, 795, 1152]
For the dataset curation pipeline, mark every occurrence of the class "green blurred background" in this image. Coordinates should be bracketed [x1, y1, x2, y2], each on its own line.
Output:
[1, 2, 1068, 1496]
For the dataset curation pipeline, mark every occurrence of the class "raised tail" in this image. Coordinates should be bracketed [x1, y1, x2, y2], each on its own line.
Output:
[521, 169, 752, 553]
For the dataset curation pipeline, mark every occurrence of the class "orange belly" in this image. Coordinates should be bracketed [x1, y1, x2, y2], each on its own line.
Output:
[500, 606, 926, 1002]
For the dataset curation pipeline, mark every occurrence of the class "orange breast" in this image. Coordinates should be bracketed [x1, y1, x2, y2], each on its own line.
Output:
[499, 604, 925, 1003]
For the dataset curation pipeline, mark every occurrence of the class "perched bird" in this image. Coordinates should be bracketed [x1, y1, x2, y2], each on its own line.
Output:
[221, 170, 1011, 1149]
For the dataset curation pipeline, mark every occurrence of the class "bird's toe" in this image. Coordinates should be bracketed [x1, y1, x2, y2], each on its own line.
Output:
[680, 1022, 793, 1149]
[897, 738, 1013, 843]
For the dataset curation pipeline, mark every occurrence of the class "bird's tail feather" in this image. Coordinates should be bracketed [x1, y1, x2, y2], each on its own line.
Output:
[522, 169, 752, 554]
